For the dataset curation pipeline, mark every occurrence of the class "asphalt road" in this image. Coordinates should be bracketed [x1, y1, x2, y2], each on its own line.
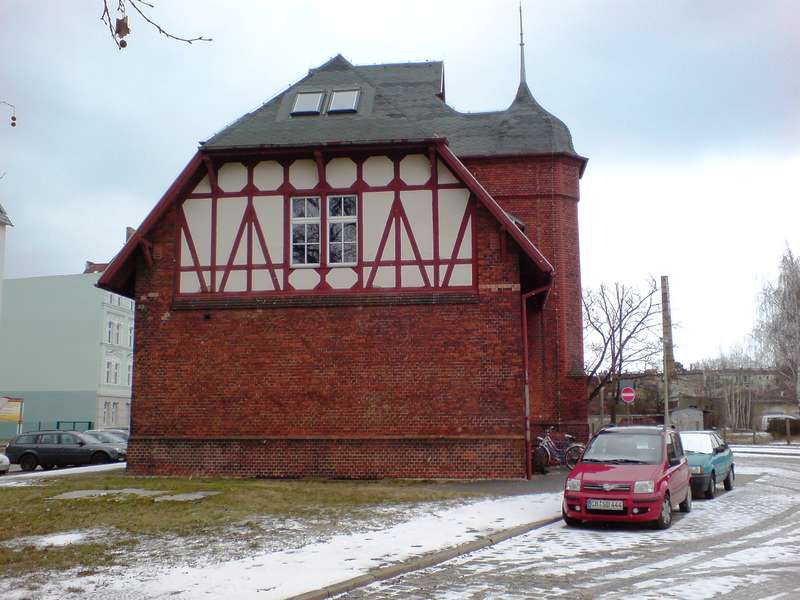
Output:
[344, 453, 800, 599]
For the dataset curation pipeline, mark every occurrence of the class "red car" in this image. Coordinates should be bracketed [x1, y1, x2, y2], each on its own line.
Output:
[562, 426, 691, 529]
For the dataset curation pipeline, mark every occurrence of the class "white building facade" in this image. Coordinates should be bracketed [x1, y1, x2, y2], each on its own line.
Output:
[0, 272, 134, 437]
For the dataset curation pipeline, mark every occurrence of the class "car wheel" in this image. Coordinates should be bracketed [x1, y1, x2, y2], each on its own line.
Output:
[679, 486, 692, 513]
[653, 495, 672, 530]
[562, 510, 581, 527]
[19, 454, 38, 472]
[564, 445, 584, 470]
[706, 472, 716, 499]
[533, 447, 550, 474]
[724, 466, 734, 491]
[90, 452, 110, 465]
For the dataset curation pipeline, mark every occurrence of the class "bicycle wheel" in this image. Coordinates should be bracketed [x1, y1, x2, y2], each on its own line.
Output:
[533, 446, 551, 474]
[564, 444, 584, 470]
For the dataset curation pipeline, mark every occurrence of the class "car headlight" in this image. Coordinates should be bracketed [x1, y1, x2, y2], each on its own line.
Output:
[634, 480, 655, 494]
[690, 466, 703, 474]
[565, 477, 581, 492]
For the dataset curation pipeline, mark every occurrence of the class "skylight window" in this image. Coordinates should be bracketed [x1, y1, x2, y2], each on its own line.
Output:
[328, 89, 360, 113]
[292, 92, 325, 115]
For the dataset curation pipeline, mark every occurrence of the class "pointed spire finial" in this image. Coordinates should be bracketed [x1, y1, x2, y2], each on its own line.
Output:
[519, 1, 526, 85]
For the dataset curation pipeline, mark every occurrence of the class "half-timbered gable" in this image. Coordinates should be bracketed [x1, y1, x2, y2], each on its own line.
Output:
[99, 54, 588, 479]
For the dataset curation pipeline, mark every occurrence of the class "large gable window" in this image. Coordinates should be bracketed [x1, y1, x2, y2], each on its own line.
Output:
[328, 89, 360, 113]
[291, 197, 321, 266]
[328, 195, 357, 265]
[292, 91, 325, 115]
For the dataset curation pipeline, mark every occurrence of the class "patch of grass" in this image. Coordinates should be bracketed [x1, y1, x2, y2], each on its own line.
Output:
[0, 473, 482, 576]
[0, 543, 117, 577]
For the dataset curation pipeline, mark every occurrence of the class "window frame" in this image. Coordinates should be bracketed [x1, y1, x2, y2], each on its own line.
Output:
[327, 89, 360, 113]
[291, 91, 326, 115]
[290, 196, 322, 268]
[326, 194, 358, 266]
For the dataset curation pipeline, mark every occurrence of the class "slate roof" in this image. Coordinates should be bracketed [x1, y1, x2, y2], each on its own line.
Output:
[203, 55, 579, 158]
[0, 203, 12, 227]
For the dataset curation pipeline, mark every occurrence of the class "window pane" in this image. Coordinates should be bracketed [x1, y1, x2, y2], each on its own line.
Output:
[292, 92, 324, 114]
[343, 243, 357, 263]
[307, 244, 320, 264]
[343, 222, 357, 242]
[307, 224, 319, 243]
[343, 197, 357, 216]
[292, 198, 306, 218]
[329, 222, 342, 242]
[329, 196, 342, 217]
[329, 244, 343, 264]
[293, 245, 305, 264]
[306, 198, 320, 217]
[292, 224, 306, 244]
[329, 90, 360, 112]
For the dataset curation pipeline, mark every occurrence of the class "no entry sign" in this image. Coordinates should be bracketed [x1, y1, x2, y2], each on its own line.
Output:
[621, 387, 636, 404]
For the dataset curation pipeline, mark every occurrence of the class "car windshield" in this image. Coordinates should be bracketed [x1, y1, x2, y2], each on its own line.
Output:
[679, 433, 715, 454]
[88, 432, 126, 444]
[81, 433, 104, 444]
[581, 432, 663, 465]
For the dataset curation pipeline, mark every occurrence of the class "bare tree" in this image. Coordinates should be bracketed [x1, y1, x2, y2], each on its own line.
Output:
[583, 277, 662, 423]
[755, 247, 800, 406]
[101, 0, 212, 49]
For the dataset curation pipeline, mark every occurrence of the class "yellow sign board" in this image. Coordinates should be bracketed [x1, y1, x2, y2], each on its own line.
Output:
[0, 397, 23, 423]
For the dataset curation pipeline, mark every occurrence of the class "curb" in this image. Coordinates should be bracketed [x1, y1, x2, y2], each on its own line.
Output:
[287, 514, 562, 600]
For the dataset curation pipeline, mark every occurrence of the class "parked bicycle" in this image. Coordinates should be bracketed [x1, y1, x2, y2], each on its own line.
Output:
[533, 426, 585, 473]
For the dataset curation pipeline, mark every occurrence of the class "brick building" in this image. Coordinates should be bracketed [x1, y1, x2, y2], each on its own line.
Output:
[98, 53, 588, 479]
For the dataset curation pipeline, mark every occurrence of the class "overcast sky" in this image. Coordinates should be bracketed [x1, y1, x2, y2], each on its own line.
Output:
[1, 0, 798, 365]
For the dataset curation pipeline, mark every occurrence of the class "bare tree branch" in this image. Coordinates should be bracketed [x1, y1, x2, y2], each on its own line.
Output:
[101, 0, 212, 49]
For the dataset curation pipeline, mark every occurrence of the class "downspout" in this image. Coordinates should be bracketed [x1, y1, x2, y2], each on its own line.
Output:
[522, 282, 552, 479]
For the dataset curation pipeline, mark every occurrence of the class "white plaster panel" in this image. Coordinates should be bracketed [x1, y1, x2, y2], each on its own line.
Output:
[325, 157, 357, 188]
[193, 175, 211, 194]
[253, 161, 283, 191]
[401, 228, 413, 261]
[224, 270, 247, 293]
[362, 191, 394, 261]
[439, 265, 448, 285]
[458, 216, 473, 260]
[253, 196, 283, 263]
[437, 160, 459, 184]
[399, 154, 431, 185]
[180, 231, 192, 267]
[437, 188, 470, 259]
[251, 269, 278, 292]
[363, 156, 394, 187]
[182, 198, 212, 265]
[449, 264, 473, 287]
[217, 163, 248, 193]
[425, 265, 435, 285]
[179, 271, 201, 294]
[371, 266, 396, 288]
[201, 271, 211, 290]
[215, 197, 248, 267]
[401, 266, 425, 288]
[289, 159, 319, 190]
[289, 268, 320, 290]
[400, 190, 433, 260]
[327, 268, 358, 289]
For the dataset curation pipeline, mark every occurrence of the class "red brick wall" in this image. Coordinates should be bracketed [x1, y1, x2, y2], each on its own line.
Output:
[130, 199, 531, 478]
[463, 155, 588, 438]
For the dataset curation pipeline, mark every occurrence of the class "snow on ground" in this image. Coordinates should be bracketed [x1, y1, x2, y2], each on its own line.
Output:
[0, 462, 125, 487]
[1, 492, 563, 600]
[2, 530, 107, 550]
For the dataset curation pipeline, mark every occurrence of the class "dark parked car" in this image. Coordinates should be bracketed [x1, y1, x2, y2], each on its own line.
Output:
[85, 429, 128, 447]
[4, 430, 127, 471]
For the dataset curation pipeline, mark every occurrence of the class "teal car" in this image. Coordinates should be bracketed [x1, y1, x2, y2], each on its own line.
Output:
[679, 431, 734, 499]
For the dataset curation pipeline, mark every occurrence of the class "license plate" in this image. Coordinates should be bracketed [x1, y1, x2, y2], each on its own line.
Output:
[587, 499, 623, 511]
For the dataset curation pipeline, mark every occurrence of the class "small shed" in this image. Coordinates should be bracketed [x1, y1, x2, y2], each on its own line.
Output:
[671, 407, 704, 431]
